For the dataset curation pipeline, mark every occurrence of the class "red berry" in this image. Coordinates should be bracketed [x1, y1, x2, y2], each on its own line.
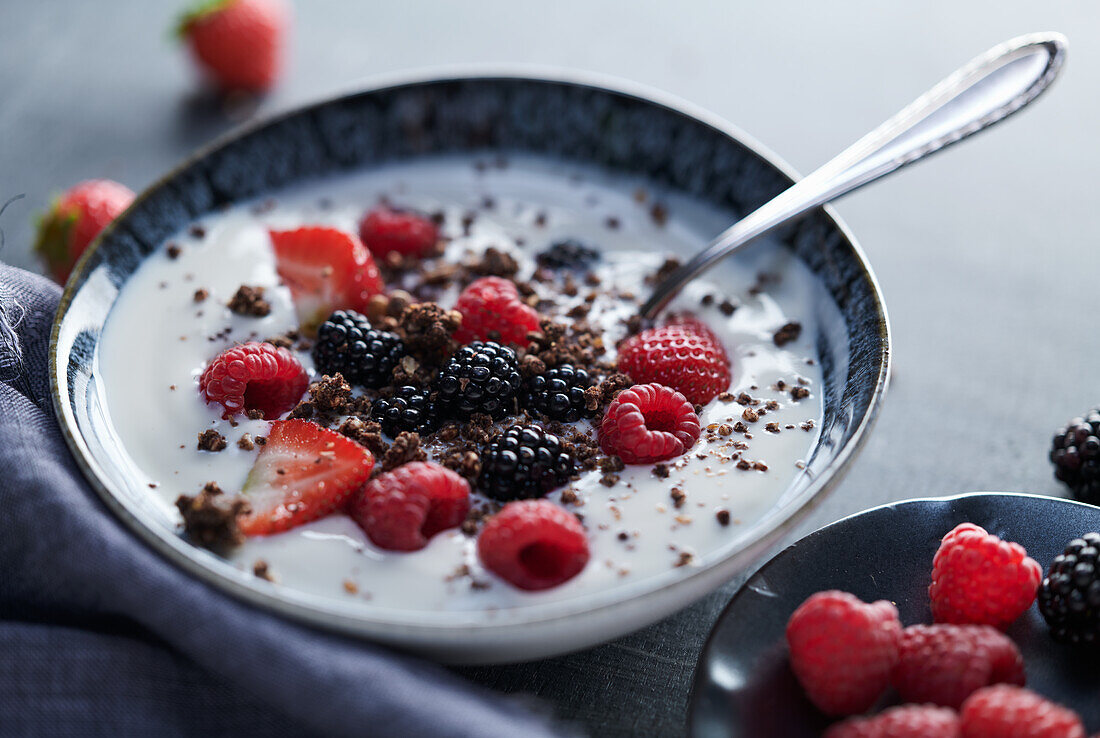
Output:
[477, 500, 589, 591]
[453, 276, 540, 345]
[890, 624, 1025, 709]
[349, 461, 470, 551]
[178, 0, 287, 92]
[34, 179, 134, 283]
[239, 419, 374, 536]
[199, 341, 307, 419]
[825, 704, 961, 738]
[268, 227, 384, 333]
[785, 590, 902, 716]
[616, 320, 731, 405]
[929, 523, 1042, 628]
[960, 685, 1085, 738]
[358, 207, 439, 258]
[598, 383, 701, 464]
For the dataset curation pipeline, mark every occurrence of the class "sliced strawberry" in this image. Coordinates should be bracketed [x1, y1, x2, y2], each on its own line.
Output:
[268, 227, 384, 334]
[238, 419, 374, 536]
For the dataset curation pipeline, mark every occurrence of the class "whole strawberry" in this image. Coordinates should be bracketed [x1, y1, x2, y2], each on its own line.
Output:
[785, 590, 902, 716]
[177, 0, 287, 92]
[825, 704, 961, 738]
[959, 685, 1085, 738]
[34, 179, 134, 283]
[929, 523, 1042, 628]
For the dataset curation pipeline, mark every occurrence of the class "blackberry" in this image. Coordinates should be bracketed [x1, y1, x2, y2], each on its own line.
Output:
[522, 364, 595, 422]
[1051, 410, 1100, 504]
[536, 239, 599, 270]
[313, 310, 405, 389]
[371, 385, 441, 437]
[479, 424, 576, 501]
[434, 341, 521, 419]
[1038, 532, 1100, 645]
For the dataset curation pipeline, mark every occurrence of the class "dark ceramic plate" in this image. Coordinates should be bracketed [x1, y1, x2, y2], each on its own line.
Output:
[50, 70, 890, 663]
[689, 492, 1100, 737]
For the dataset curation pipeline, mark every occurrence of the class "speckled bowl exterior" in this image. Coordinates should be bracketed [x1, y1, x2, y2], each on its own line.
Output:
[51, 70, 890, 663]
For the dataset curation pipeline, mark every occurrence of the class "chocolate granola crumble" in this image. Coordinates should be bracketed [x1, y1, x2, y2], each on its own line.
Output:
[197, 429, 227, 452]
[176, 483, 248, 549]
[380, 431, 427, 471]
[227, 285, 271, 317]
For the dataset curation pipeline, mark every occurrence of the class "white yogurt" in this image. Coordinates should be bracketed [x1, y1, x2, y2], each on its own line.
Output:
[96, 155, 830, 613]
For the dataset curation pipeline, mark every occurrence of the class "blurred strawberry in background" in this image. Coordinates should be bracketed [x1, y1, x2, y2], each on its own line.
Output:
[176, 0, 288, 93]
[33, 179, 134, 283]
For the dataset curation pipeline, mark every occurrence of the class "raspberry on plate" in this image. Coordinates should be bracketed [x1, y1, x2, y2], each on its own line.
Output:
[239, 419, 374, 536]
[929, 523, 1042, 628]
[358, 207, 439, 258]
[269, 226, 384, 334]
[34, 179, 134, 283]
[785, 590, 902, 716]
[199, 341, 307, 419]
[598, 383, 701, 464]
[1038, 532, 1100, 646]
[477, 499, 589, 590]
[452, 276, 540, 346]
[825, 704, 961, 738]
[176, 0, 287, 92]
[616, 320, 731, 405]
[349, 461, 469, 551]
[478, 425, 576, 501]
[959, 685, 1085, 738]
[890, 624, 1025, 709]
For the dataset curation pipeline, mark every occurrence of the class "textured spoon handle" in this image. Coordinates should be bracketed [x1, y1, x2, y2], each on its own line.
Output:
[641, 32, 1067, 320]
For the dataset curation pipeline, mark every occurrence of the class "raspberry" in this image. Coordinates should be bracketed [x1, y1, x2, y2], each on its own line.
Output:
[1037, 532, 1100, 645]
[785, 590, 902, 716]
[890, 624, 1025, 709]
[478, 425, 576, 501]
[929, 523, 1042, 628]
[598, 383, 701, 464]
[358, 207, 439, 258]
[453, 276, 540, 345]
[616, 321, 731, 405]
[960, 685, 1085, 738]
[313, 310, 405, 388]
[371, 385, 441, 437]
[477, 500, 589, 590]
[535, 239, 599, 270]
[199, 341, 307, 419]
[349, 461, 470, 551]
[825, 705, 961, 738]
[522, 363, 595, 422]
[1051, 410, 1100, 505]
[434, 341, 522, 419]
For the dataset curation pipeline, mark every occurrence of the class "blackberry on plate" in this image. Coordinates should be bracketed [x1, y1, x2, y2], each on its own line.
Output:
[1051, 410, 1100, 505]
[535, 239, 599, 270]
[313, 310, 405, 389]
[1038, 532, 1100, 645]
[371, 385, 441, 437]
[522, 364, 595, 422]
[434, 341, 521, 419]
[479, 424, 576, 501]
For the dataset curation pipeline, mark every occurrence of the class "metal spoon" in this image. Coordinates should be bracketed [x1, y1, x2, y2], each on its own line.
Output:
[641, 32, 1067, 320]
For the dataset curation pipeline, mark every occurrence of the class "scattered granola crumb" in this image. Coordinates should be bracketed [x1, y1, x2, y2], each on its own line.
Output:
[773, 321, 802, 347]
[670, 488, 686, 509]
[718, 300, 736, 316]
[338, 417, 388, 458]
[717, 391, 734, 403]
[675, 551, 694, 567]
[741, 407, 759, 423]
[467, 247, 519, 278]
[309, 373, 352, 414]
[343, 579, 359, 594]
[237, 433, 255, 451]
[801, 420, 816, 431]
[381, 431, 427, 471]
[791, 386, 810, 401]
[716, 509, 731, 526]
[764, 422, 780, 433]
[176, 483, 248, 549]
[649, 201, 668, 226]
[752, 460, 768, 472]
[167, 244, 182, 259]
[717, 424, 733, 437]
[652, 464, 670, 479]
[197, 429, 227, 452]
[253, 559, 275, 582]
[439, 447, 481, 482]
[193, 288, 209, 303]
[600, 473, 620, 487]
[246, 408, 265, 421]
[227, 285, 271, 317]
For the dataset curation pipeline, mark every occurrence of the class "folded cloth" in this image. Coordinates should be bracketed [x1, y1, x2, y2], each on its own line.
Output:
[0, 264, 566, 738]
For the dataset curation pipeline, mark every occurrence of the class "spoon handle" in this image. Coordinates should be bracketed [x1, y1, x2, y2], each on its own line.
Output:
[641, 32, 1067, 320]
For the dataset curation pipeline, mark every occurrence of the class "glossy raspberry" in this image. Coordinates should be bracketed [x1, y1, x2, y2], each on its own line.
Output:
[453, 276, 540, 345]
[371, 385, 441, 437]
[349, 461, 470, 551]
[1038, 532, 1100, 645]
[358, 207, 439, 258]
[199, 341, 307, 419]
[929, 523, 1042, 628]
[477, 500, 589, 590]
[960, 685, 1085, 738]
[616, 320, 731, 405]
[34, 179, 134, 283]
[522, 364, 595, 422]
[825, 705, 961, 738]
[177, 0, 286, 92]
[478, 425, 576, 501]
[313, 310, 405, 388]
[434, 341, 522, 420]
[785, 590, 902, 716]
[598, 383, 701, 464]
[1051, 410, 1100, 505]
[890, 624, 1025, 709]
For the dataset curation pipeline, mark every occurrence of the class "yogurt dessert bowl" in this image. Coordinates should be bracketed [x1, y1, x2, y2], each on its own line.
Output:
[52, 72, 889, 663]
